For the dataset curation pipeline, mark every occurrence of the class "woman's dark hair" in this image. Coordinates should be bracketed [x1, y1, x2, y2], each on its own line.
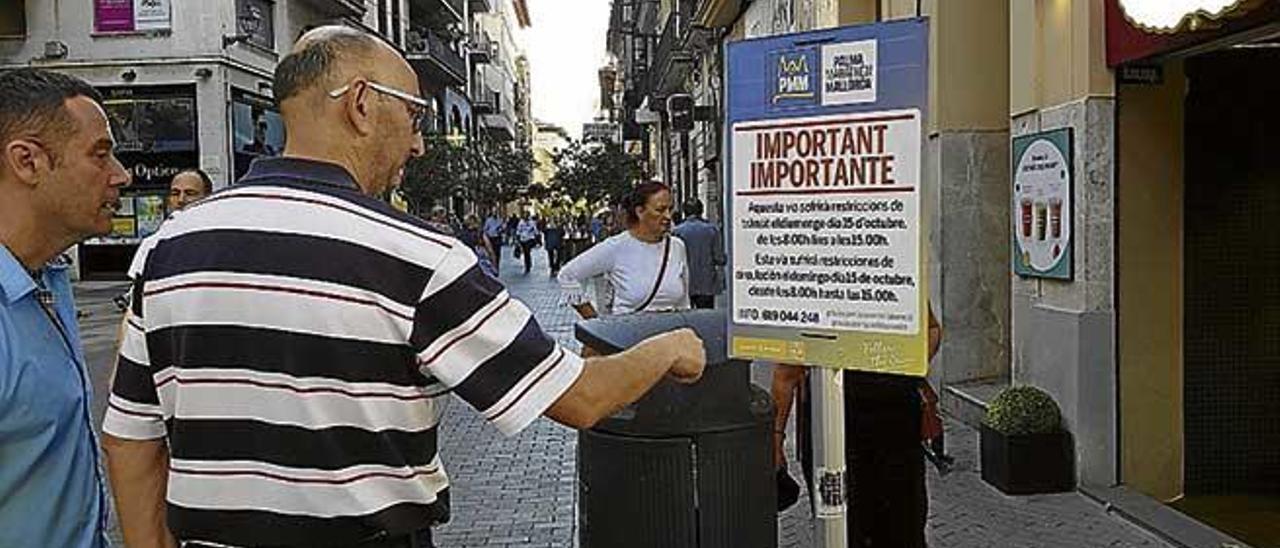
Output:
[173, 168, 215, 195]
[620, 181, 669, 226]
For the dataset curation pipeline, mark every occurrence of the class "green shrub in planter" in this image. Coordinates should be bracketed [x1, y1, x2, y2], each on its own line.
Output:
[983, 385, 1062, 435]
[980, 385, 1073, 495]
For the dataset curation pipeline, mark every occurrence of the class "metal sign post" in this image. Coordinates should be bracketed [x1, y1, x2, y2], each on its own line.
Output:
[812, 367, 847, 546]
[723, 19, 931, 548]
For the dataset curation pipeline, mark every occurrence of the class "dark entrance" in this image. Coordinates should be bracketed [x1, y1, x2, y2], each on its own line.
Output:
[1181, 47, 1280, 545]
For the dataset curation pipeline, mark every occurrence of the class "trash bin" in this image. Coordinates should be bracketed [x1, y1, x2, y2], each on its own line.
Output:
[575, 309, 776, 548]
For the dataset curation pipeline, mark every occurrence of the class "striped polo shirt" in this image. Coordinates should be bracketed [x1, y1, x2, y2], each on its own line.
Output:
[102, 158, 584, 547]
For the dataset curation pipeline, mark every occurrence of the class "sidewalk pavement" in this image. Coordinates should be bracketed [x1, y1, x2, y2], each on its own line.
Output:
[76, 246, 1175, 548]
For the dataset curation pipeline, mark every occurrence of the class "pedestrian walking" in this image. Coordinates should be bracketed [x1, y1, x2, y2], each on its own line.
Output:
[427, 204, 454, 235]
[483, 209, 505, 271]
[543, 217, 566, 275]
[0, 67, 131, 548]
[460, 213, 498, 277]
[515, 213, 540, 274]
[558, 182, 690, 318]
[671, 199, 725, 310]
[100, 26, 706, 548]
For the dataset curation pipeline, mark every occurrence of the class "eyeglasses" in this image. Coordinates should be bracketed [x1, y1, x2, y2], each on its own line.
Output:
[329, 80, 430, 132]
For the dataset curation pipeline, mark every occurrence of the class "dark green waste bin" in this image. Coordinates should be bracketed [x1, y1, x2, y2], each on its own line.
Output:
[575, 309, 776, 548]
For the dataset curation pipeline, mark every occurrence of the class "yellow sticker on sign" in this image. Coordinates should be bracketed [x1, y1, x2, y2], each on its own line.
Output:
[732, 337, 807, 362]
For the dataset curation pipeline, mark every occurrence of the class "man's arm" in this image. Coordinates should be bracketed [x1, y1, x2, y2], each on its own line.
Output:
[546, 328, 705, 428]
[770, 363, 807, 467]
[102, 435, 176, 548]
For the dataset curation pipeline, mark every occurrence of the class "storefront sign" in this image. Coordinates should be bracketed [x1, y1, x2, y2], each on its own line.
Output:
[1011, 128, 1073, 280]
[726, 18, 930, 376]
[1118, 64, 1164, 85]
[94, 0, 171, 33]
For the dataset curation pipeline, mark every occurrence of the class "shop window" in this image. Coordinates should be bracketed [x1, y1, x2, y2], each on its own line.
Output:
[0, 0, 25, 37]
[97, 85, 199, 241]
[232, 88, 286, 181]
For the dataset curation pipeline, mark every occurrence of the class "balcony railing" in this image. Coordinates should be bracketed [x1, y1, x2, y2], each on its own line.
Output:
[468, 32, 495, 63]
[471, 80, 498, 114]
[481, 111, 516, 141]
[406, 28, 466, 85]
[409, 0, 464, 23]
[646, 1, 696, 96]
[296, 0, 366, 17]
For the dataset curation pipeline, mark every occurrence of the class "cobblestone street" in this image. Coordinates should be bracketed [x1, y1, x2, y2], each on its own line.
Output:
[77, 249, 1175, 547]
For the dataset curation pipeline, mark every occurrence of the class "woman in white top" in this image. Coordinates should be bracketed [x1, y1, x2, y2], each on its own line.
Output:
[559, 182, 690, 317]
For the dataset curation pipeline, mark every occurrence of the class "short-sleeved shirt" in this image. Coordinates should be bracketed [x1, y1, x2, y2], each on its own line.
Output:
[557, 231, 690, 315]
[483, 216, 505, 239]
[101, 157, 584, 547]
[0, 249, 109, 548]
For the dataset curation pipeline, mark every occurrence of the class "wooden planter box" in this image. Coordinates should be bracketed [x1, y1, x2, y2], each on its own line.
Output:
[980, 424, 1075, 495]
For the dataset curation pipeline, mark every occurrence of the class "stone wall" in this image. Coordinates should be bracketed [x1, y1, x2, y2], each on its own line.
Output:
[1010, 96, 1117, 486]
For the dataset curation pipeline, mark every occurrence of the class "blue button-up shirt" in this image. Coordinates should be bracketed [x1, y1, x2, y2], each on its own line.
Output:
[0, 247, 108, 548]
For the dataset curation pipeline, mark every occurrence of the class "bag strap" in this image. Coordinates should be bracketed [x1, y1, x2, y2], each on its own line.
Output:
[635, 236, 671, 312]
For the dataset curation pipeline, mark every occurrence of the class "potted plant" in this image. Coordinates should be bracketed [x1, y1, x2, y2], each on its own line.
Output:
[980, 385, 1074, 495]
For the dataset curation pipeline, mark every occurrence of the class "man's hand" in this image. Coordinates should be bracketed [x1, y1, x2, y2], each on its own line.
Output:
[646, 328, 705, 384]
[547, 328, 706, 429]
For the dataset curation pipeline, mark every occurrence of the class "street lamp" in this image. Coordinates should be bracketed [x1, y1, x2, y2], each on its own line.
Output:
[222, 7, 264, 49]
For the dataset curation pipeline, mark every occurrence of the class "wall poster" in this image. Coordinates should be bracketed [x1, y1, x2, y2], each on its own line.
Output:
[1011, 128, 1073, 280]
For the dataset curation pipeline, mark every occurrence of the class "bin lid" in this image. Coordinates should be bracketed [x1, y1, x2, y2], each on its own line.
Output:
[574, 309, 728, 364]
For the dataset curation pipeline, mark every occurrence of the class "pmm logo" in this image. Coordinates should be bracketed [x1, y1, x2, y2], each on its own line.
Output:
[773, 53, 814, 103]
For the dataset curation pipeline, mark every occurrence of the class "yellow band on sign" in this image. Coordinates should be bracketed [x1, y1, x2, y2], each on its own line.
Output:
[732, 337, 807, 362]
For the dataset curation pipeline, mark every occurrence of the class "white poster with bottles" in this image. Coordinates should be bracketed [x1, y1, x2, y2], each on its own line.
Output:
[1012, 128, 1073, 280]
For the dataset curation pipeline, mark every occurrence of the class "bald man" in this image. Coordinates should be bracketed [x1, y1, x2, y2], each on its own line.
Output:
[102, 26, 705, 548]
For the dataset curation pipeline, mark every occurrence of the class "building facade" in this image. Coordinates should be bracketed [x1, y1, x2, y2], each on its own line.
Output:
[1, 0, 529, 279]
[1, 1, 379, 278]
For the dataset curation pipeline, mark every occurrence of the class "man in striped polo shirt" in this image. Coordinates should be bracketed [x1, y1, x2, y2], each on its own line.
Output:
[101, 26, 705, 548]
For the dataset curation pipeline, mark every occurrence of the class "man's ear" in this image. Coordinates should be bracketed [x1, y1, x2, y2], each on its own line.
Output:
[2, 139, 47, 187]
[343, 81, 376, 137]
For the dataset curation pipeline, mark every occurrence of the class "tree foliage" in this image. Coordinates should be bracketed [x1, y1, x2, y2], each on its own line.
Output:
[400, 135, 533, 214]
[553, 140, 648, 208]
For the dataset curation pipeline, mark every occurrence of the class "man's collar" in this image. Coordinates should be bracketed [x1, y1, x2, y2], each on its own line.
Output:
[241, 157, 362, 191]
[0, 245, 36, 305]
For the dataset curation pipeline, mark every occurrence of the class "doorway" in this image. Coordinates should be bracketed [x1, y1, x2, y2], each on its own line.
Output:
[1180, 46, 1280, 546]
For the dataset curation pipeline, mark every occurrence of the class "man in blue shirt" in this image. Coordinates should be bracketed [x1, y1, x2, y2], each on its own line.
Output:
[672, 199, 726, 309]
[0, 68, 132, 547]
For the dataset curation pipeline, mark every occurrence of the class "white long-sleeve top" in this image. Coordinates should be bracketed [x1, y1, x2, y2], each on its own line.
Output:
[558, 231, 691, 315]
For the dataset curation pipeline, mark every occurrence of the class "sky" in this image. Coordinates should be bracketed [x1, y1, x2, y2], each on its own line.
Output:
[518, 0, 612, 139]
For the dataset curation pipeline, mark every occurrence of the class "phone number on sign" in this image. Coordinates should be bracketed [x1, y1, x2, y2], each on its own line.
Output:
[737, 307, 820, 324]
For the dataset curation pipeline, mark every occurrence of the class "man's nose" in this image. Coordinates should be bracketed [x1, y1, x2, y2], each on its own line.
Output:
[110, 154, 132, 187]
[410, 133, 426, 158]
